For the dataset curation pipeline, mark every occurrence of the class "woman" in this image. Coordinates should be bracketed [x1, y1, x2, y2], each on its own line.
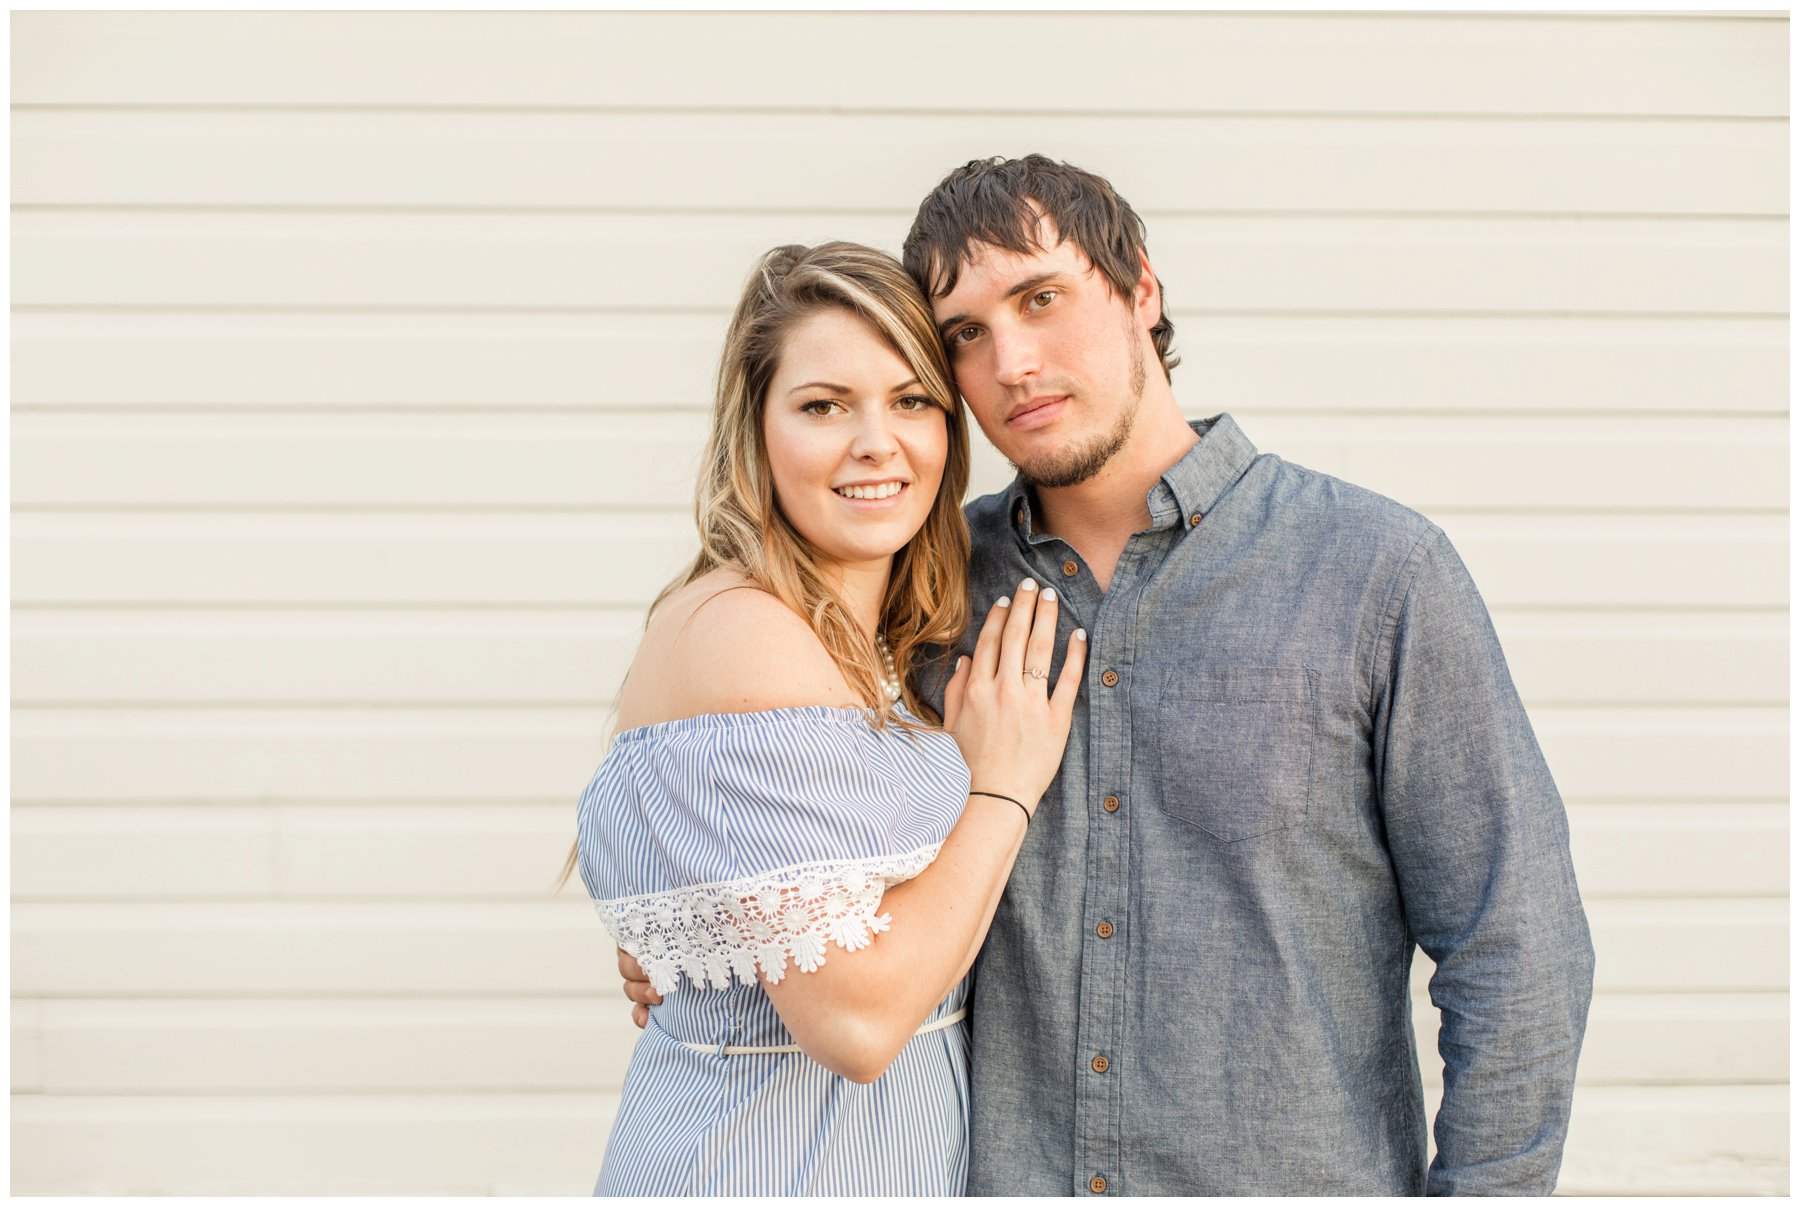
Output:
[562, 242, 1083, 1195]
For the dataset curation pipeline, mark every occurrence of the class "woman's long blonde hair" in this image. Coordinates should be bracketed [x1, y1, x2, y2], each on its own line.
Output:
[553, 242, 971, 893]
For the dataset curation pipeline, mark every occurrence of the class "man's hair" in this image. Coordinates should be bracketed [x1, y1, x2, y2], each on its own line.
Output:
[902, 154, 1178, 381]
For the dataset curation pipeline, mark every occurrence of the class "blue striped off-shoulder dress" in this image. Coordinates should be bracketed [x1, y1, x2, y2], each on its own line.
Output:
[576, 703, 974, 1196]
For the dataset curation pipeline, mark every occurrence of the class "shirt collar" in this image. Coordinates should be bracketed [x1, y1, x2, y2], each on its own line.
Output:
[1005, 411, 1260, 539]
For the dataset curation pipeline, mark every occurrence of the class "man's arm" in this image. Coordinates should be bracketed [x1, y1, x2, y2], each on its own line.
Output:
[1372, 527, 1596, 1196]
[619, 945, 659, 1029]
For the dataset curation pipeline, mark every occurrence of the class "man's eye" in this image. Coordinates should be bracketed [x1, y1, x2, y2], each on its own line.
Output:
[949, 326, 981, 346]
[1029, 290, 1056, 309]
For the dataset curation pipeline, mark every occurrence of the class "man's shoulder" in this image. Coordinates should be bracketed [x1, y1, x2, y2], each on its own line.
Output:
[1259, 453, 1441, 550]
[963, 486, 1015, 537]
[962, 487, 1024, 562]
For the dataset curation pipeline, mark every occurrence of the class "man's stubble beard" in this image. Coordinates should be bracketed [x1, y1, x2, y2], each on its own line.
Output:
[1013, 318, 1150, 491]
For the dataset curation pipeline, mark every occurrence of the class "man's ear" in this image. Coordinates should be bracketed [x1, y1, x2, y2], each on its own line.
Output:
[1132, 250, 1162, 331]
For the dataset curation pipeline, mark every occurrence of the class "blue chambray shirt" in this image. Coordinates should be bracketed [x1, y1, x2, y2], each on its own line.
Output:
[925, 413, 1594, 1196]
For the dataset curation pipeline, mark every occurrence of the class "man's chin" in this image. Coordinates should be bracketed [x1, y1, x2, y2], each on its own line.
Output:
[1013, 435, 1127, 491]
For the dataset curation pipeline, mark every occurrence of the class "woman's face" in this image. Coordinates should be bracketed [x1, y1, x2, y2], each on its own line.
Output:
[762, 307, 949, 578]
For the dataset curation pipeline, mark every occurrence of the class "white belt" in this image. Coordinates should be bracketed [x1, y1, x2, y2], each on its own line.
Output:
[678, 1006, 968, 1056]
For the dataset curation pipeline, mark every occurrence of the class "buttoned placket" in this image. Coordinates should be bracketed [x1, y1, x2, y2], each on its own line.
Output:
[1001, 465, 1222, 1194]
[1013, 482, 1190, 1198]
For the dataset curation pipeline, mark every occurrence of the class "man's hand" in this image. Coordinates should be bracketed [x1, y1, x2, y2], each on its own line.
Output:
[618, 945, 661, 1028]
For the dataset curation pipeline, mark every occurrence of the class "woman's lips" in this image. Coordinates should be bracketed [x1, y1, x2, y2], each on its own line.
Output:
[1008, 396, 1066, 431]
[833, 482, 910, 510]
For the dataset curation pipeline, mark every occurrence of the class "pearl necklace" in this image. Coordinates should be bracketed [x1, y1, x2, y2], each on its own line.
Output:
[875, 634, 903, 704]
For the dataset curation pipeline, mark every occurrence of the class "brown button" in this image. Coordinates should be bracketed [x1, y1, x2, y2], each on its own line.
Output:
[1090, 1176, 1108, 1194]
[1095, 921, 1114, 939]
[1091, 1054, 1109, 1074]
[1101, 669, 1119, 687]
[1189, 512, 1204, 527]
[1014, 504, 1025, 525]
[1102, 795, 1120, 813]
[1061, 559, 1079, 577]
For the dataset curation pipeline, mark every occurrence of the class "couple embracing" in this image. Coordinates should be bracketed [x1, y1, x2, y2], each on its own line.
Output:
[564, 156, 1594, 1196]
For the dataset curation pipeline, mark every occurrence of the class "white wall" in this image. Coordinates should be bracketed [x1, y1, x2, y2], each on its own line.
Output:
[10, 10, 1787, 1195]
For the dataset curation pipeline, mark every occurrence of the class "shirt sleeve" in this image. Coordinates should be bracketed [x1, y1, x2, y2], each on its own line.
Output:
[587, 712, 956, 996]
[1371, 527, 1596, 1196]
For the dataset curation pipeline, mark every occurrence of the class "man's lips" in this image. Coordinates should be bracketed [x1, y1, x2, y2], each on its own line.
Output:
[1007, 395, 1067, 431]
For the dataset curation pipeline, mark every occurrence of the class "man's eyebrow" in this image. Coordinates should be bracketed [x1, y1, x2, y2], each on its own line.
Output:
[935, 271, 1066, 340]
[1003, 271, 1064, 302]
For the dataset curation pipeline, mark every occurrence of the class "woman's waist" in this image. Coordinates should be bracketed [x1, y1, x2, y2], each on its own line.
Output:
[648, 978, 969, 1051]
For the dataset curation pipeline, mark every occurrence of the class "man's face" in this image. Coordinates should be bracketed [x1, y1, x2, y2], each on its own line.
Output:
[930, 222, 1153, 489]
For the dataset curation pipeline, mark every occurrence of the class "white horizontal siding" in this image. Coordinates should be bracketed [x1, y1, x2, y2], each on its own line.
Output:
[15, 314, 1787, 415]
[10, 992, 1786, 1096]
[9, 802, 1787, 903]
[17, 1083, 1783, 1195]
[15, 212, 1785, 314]
[10, 1091, 621, 1195]
[12, 610, 1786, 705]
[13, 12, 1784, 116]
[14, 110, 1787, 215]
[12, 414, 1789, 511]
[13, 10, 1785, 1198]
[7, 705, 1787, 804]
[10, 898, 1785, 997]
[6, 1087, 1790, 1196]
[12, 511, 1788, 608]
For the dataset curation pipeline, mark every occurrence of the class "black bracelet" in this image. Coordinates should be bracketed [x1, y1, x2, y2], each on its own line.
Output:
[969, 790, 1031, 825]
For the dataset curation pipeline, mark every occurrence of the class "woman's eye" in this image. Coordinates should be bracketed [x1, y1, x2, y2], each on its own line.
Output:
[896, 395, 935, 412]
[800, 400, 843, 416]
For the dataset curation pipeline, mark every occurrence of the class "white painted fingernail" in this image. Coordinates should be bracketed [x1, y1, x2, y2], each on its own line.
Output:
[1043, 587, 1057, 602]
[1019, 578, 1037, 590]
[996, 596, 1010, 607]
[1074, 628, 1087, 640]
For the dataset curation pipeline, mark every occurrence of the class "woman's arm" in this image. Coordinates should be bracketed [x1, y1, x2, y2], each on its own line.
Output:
[623, 576, 1082, 1083]
[765, 577, 1081, 1082]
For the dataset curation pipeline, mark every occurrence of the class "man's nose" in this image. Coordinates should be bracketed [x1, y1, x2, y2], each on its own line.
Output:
[990, 323, 1040, 388]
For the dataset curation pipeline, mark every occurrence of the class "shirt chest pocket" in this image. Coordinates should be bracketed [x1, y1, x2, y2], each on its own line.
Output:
[1152, 665, 1318, 843]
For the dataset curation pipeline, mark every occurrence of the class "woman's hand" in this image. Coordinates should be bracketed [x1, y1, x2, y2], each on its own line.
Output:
[942, 577, 1086, 814]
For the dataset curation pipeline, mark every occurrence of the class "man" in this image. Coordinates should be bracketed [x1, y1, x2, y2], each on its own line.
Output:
[624, 155, 1594, 1195]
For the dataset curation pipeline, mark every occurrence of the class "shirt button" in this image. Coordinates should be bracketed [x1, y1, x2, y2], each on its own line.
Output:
[1189, 512, 1204, 527]
[1091, 1054, 1110, 1074]
[1014, 503, 1025, 526]
[1102, 795, 1120, 813]
[1061, 559, 1079, 577]
[1095, 921, 1114, 939]
[1089, 1175, 1108, 1194]
[1101, 670, 1119, 687]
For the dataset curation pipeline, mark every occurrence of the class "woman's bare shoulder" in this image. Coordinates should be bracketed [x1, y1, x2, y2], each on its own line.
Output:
[621, 570, 857, 727]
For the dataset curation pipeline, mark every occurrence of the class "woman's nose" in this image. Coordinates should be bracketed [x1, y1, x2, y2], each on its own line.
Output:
[849, 409, 900, 460]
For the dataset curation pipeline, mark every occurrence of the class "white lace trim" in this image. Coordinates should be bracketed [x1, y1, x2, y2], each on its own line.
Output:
[593, 845, 942, 995]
